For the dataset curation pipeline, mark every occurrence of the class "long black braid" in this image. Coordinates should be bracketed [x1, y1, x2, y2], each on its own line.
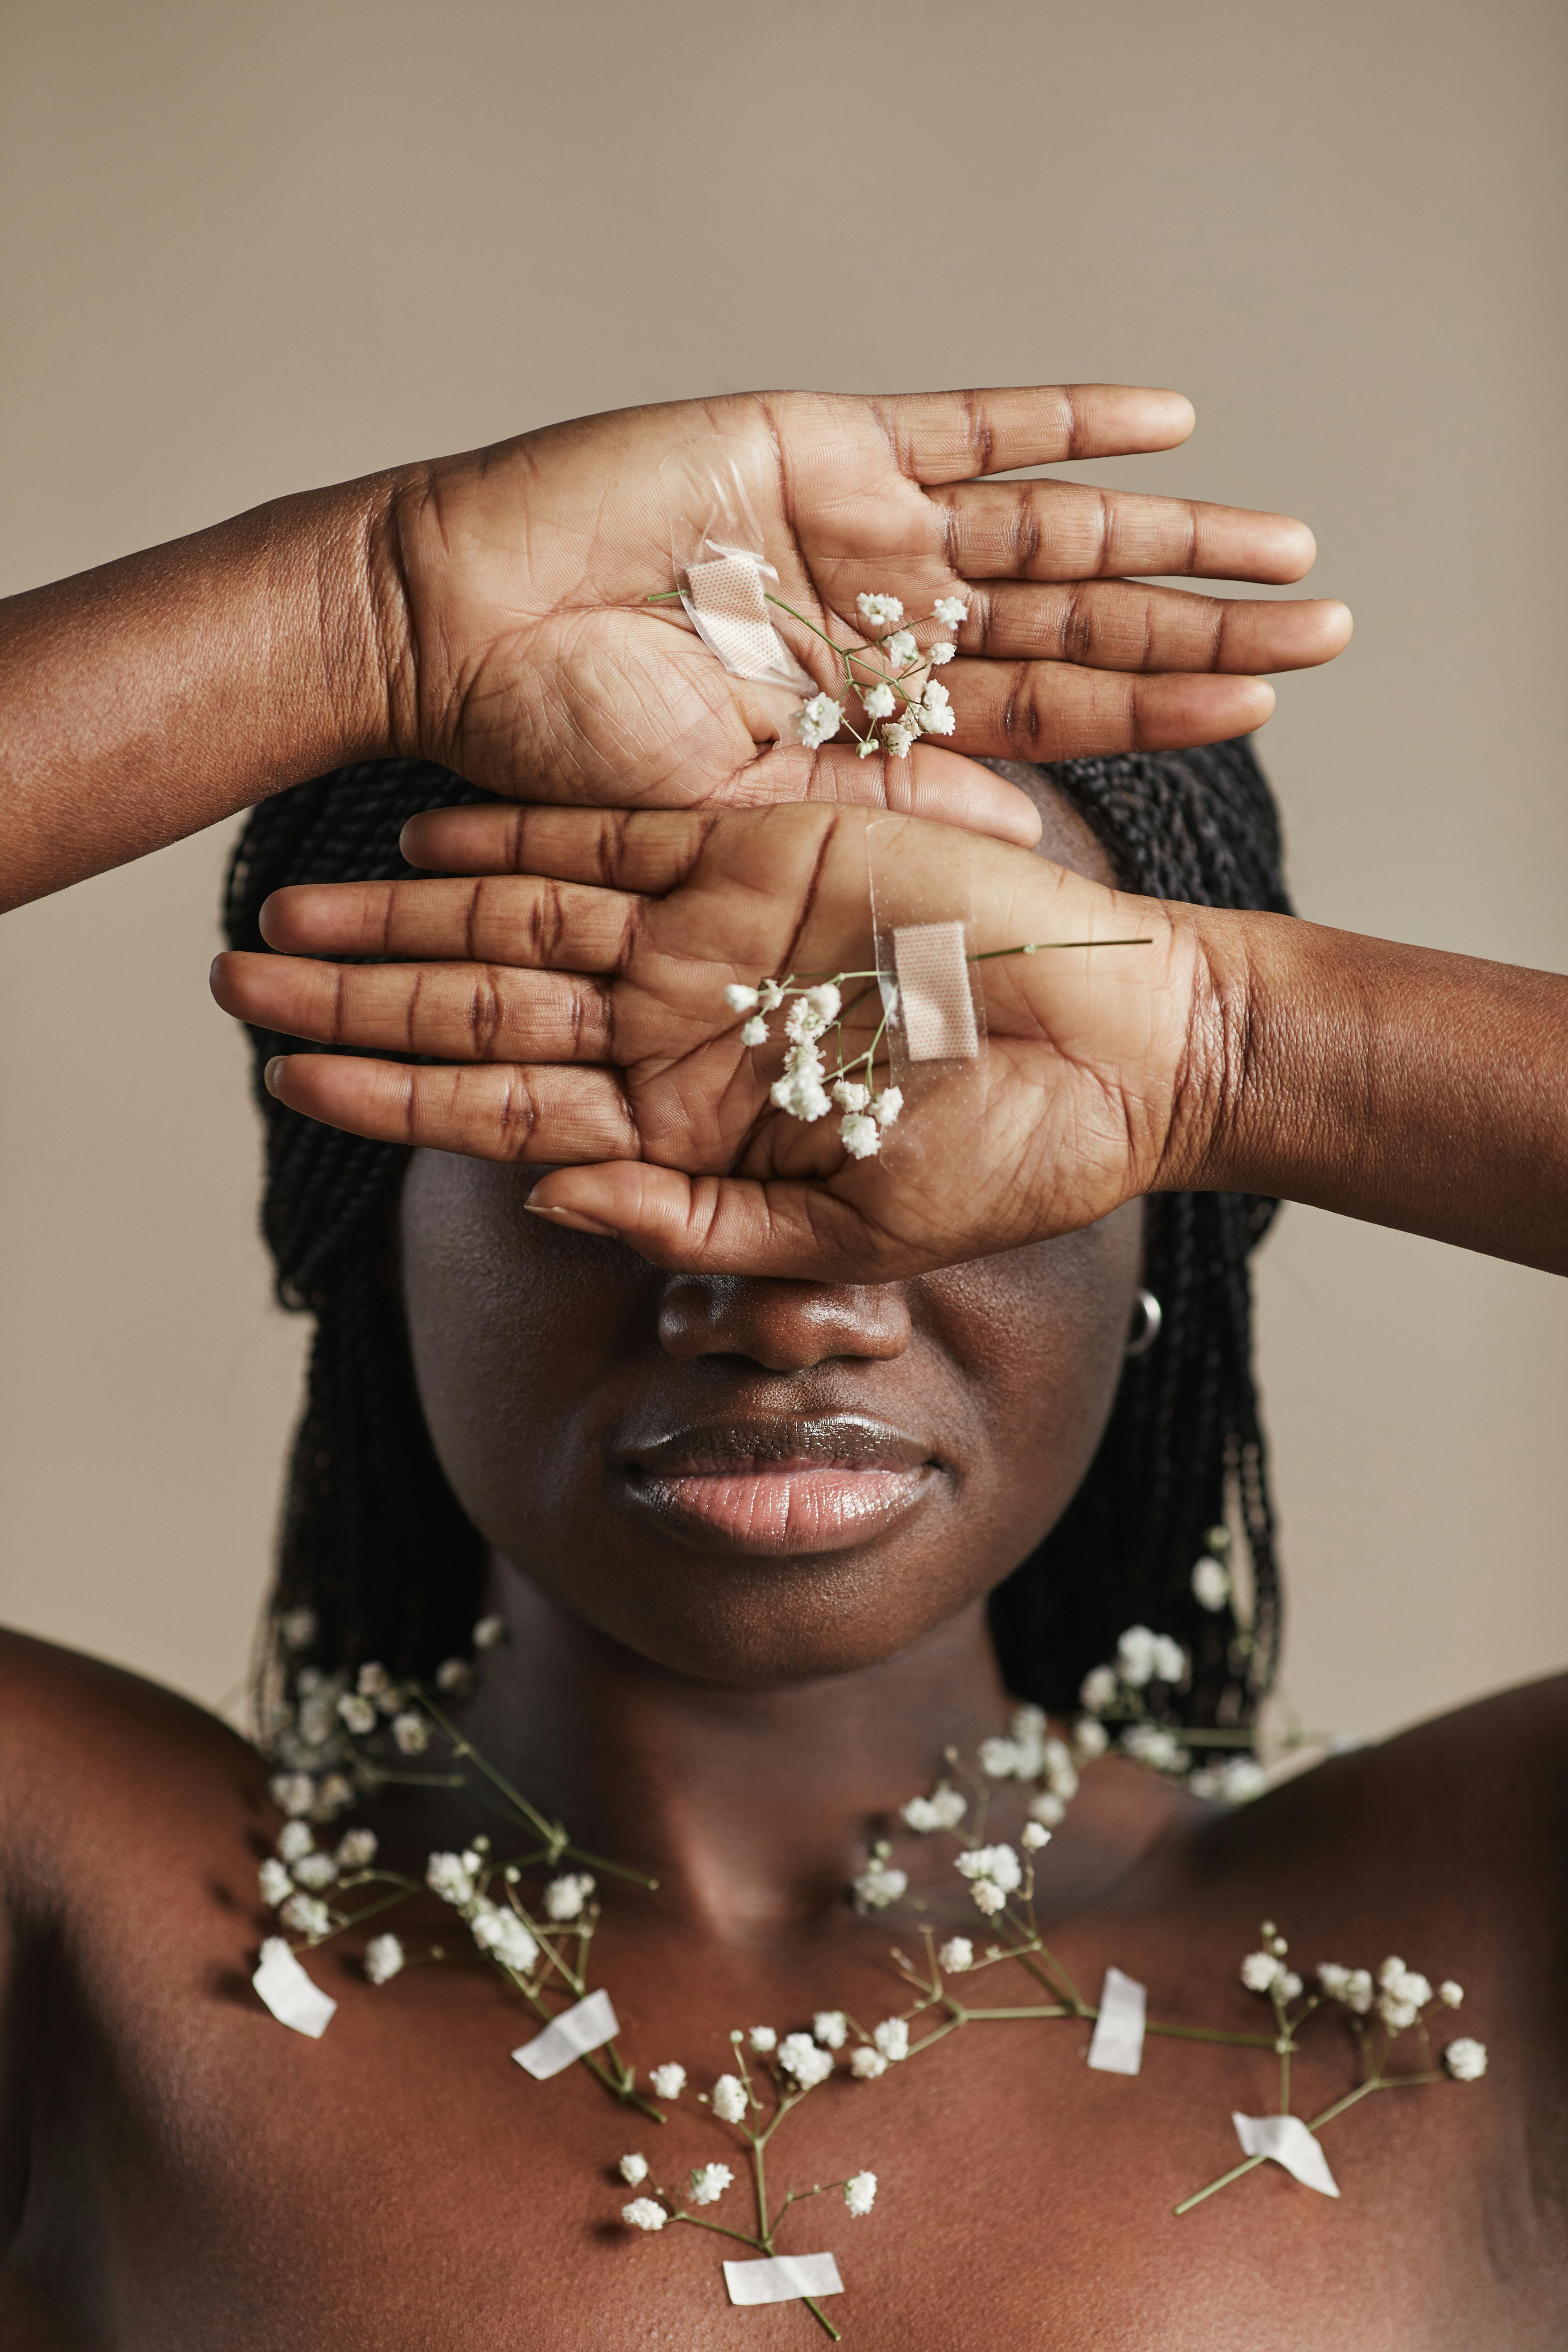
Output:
[225, 741, 1290, 1726]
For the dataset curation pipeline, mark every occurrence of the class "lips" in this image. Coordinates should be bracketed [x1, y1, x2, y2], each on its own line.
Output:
[615, 1415, 938, 1555]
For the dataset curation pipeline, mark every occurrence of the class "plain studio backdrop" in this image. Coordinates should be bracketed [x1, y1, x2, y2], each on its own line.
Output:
[1, 0, 1565, 1743]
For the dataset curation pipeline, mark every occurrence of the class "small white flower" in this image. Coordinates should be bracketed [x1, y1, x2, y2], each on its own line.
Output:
[335, 1827, 378, 1870]
[1151, 1634, 1186, 1685]
[1072, 1715, 1110, 1759]
[711, 2073, 748, 2123]
[622, 2197, 667, 2231]
[277, 1818, 315, 1863]
[758, 980, 785, 1013]
[844, 2170, 877, 2217]
[1379, 1994, 1420, 2032]
[337, 1692, 376, 1736]
[544, 1872, 595, 1922]
[861, 681, 897, 720]
[1191, 1556, 1231, 1611]
[1278, 1970, 1304, 2003]
[1439, 1980, 1464, 2008]
[969, 1879, 1004, 1915]
[433, 1657, 473, 1696]
[849, 2045, 887, 2080]
[938, 1936, 974, 1974]
[918, 679, 955, 736]
[802, 983, 841, 1025]
[470, 1902, 539, 1974]
[979, 1736, 1023, 1780]
[839, 1111, 880, 1159]
[932, 595, 969, 629]
[1391, 1968, 1432, 2010]
[426, 1851, 475, 1906]
[688, 2162, 734, 2207]
[279, 1606, 317, 1651]
[364, 1932, 405, 1985]
[798, 693, 844, 750]
[269, 1772, 316, 1818]
[356, 1661, 390, 1699]
[813, 2009, 848, 2050]
[1444, 2037, 1488, 2081]
[852, 1863, 909, 1912]
[740, 1016, 769, 1047]
[1121, 1722, 1186, 1772]
[1318, 1963, 1352, 1999]
[1377, 1955, 1407, 1989]
[1079, 1665, 1118, 1712]
[1021, 1821, 1052, 1852]
[391, 1710, 430, 1756]
[1041, 1741, 1078, 1800]
[857, 592, 904, 630]
[1024, 1795, 1064, 1834]
[872, 2017, 909, 2063]
[723, 983, 761, 1013]
[926, 638, 956, 665]
[311, 1772, 353, 1823]
[259, 1858, 293, 1907]
[778, 2032, 835, 2087]
[748, 2026, 777, 2053]
[280, 1892, 331, 1938]
[881, 722, 915, 759]
[955, 1844, 1022, 1894]
[619, 2153, 649, 2186]
[1240, 1951, 1280, 1993]
[1344, 1968, 1375, 2014]
[856, 735, 880, 758]
[649, 2063, 686, 2100]
[1115, 1626, 1160, 1688]
[472, 1612, 507, 1650]
[885, 630, 918, 666]
[832, 1080, 870, 1111]
[292, 1849, 339, 1891]
[1217, 1757, 1268, 1804]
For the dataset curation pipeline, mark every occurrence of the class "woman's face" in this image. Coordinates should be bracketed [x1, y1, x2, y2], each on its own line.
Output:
[399, 777, 1142, 1687]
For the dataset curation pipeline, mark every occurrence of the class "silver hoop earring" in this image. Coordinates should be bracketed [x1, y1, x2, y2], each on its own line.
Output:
[1125, 1287, 1163, 1358]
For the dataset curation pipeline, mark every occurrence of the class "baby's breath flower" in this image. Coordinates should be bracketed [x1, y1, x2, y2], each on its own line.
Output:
[622, 2197, 667, 2230]
[434, 1658, 473, 1696]
[723, 983, 761, 1012]
[872, 2017, 909, 2063]
[870, 1086, 903, 1127]
[269, 1771, 316, 1818]
[688, 2162, 734, 2206]
[857, 592, 904, 630]
[470, 1901, 539, 1974]
[426, 1851, 476, 1906]
[544, 1872, 595, 1922]
[881, 722, 916, 759]
[803, 983, 842, 1025]
[280, 1892, 331, 1938]
[844, 2169, 878, 2217]
[970, 1880, 1005, 1916]
[259, 1858, 293, 1907]
[1121, 1722, 1186, 1772]
[1379, 1994, 1420, 2032]
[862, 681, 897, 720]
[356, 1662, 390, 1699]
[885, 630, 918, 666]
[955, 1844, 1023, 1894]
[1440, 1980, 1464, 2008]
[472, 1613, 507, 1650]
[740, 1016, 769, 1047]
[917, 679, 955, 736]
[364, 1932, 405, 1985]
[292, 1850, 339, 1891]
[857, 736, 880, 758]
[1240, 1951, 1280, 1993]
[798, 693, 844, 750]
[852, 1861, 909, 1912]
[778, 2032, 835, 2088]
[979, 1736, 1023, 1780]
[1040, 1740, 1078, 1799]
[1152, 1634, 1186, 1685]
[650, 2063, 686, 2100]
[1191, 1555, 1231, 1610]
[1277, 1970, 1304, 2003]
[335, 1827, 378, 1870]
[391, 1711, 430, 1756]
[1021, 1821, 1052, 1852]
[1115, 1626, 1159, 1688]
[849, 2046, 888, 2079]
[1343, 1968, 1374, 2014]
[1072, 1715, 1110, 1759]
[279, 1606, 318, 1651]
[277, 1818, 315, 1863]
[833, 1080, 870, 1112]
[337, 1693, 376, 1736]
[711, 2073, 748, 2123]
[619, 2153, 649, 2185]
[1444, 2037, 1488, 2081]
[749, 2026, 778, 2053]
[938, 1936, 974, 1973]
[311, 1773, 354, 1823]
[927, 638, 956, 665]
[1317, 1963, 1352, 1999]
[1079, 1665, 1118, 1712]
[932, 595, 969, 629]
[813, 2009, 848, 2049]
[758, 980, 785, 1013]
[840, 1111, 880, 1158]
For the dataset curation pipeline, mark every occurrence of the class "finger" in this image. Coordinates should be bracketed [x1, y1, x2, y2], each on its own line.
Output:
[879, 384, 1195, 485]
[947, 661, 1275, 761]
[401, 805, 719, 888]
[965, 584, 1353, 675]
[262, 1054, 640, 1161]
[934, 480, 1317, 585]
[527, 1162, 903, 1280]
[214, 951, 613, 1064]
[257, 873, 641, 969]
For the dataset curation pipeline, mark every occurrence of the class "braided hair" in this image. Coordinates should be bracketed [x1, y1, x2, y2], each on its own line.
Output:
[225, 741, 1290, 1726]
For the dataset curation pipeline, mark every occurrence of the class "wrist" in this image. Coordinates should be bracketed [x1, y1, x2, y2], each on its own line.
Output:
[1149, 904, 1279, 1199]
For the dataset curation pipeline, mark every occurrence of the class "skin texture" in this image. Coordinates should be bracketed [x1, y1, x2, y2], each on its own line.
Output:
[5, 785, 1568, 2348]
[0, 383, 1351, 911]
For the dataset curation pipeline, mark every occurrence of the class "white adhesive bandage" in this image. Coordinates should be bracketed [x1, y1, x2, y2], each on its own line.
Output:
[723, 2253, 845, 2307]
[661, 438, 814, 691]
[892, 921, 980, 1062]
[253, 1939, 337, 2039]
[682, 545, 813, 689]
[511, 1987, 620, 2080]
[1231, 2112, 1340, 2196]
[1086, 1966, 1147, 2075]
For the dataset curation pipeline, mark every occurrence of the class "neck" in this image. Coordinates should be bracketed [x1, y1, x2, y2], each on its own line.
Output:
[456, 1557, 1185, 1947]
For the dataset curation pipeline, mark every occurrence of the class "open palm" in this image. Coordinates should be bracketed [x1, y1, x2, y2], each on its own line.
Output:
[215, 798, 1205, 1281]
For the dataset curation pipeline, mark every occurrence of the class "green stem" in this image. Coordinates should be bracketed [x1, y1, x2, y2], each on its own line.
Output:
[1173, 2069, 1445, 2216]
[967, 938, 1153, 961]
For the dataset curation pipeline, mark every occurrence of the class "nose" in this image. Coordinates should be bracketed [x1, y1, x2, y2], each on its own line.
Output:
[656, 1276, 913, 1372]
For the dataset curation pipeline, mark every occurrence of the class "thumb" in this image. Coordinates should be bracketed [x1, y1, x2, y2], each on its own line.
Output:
[524, 1163, 890, 1280]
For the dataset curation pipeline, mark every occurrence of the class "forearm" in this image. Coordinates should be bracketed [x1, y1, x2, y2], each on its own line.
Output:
[0, 474, 407, 911]
[1180, 909, 1568, 1274]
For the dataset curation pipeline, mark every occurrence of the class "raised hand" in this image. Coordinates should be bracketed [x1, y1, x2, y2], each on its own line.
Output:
[213, 796, 1208, 1281]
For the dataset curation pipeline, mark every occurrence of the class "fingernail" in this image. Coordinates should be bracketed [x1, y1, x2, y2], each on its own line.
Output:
[263, 1056, 286, 1097]
[525, 1202, 620, 1239]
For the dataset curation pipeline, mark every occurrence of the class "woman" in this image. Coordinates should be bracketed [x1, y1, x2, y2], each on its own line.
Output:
[3, 387, 1563, 2346]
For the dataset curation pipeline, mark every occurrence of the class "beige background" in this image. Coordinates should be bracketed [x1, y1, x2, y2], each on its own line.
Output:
[2, 0, 1565, 1741]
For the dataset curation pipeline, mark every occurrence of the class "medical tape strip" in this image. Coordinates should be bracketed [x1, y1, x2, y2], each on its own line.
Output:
[1086, 1966, 1147, 2075]
[253, 1940, 337, 2039]
[723, 2253, 845, 2307]
[681, 545, 814, 691]
[1231, 2112, 1340, 2197]
[511, 1987, 620, 2080]
[892, 921, 980, 1062]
